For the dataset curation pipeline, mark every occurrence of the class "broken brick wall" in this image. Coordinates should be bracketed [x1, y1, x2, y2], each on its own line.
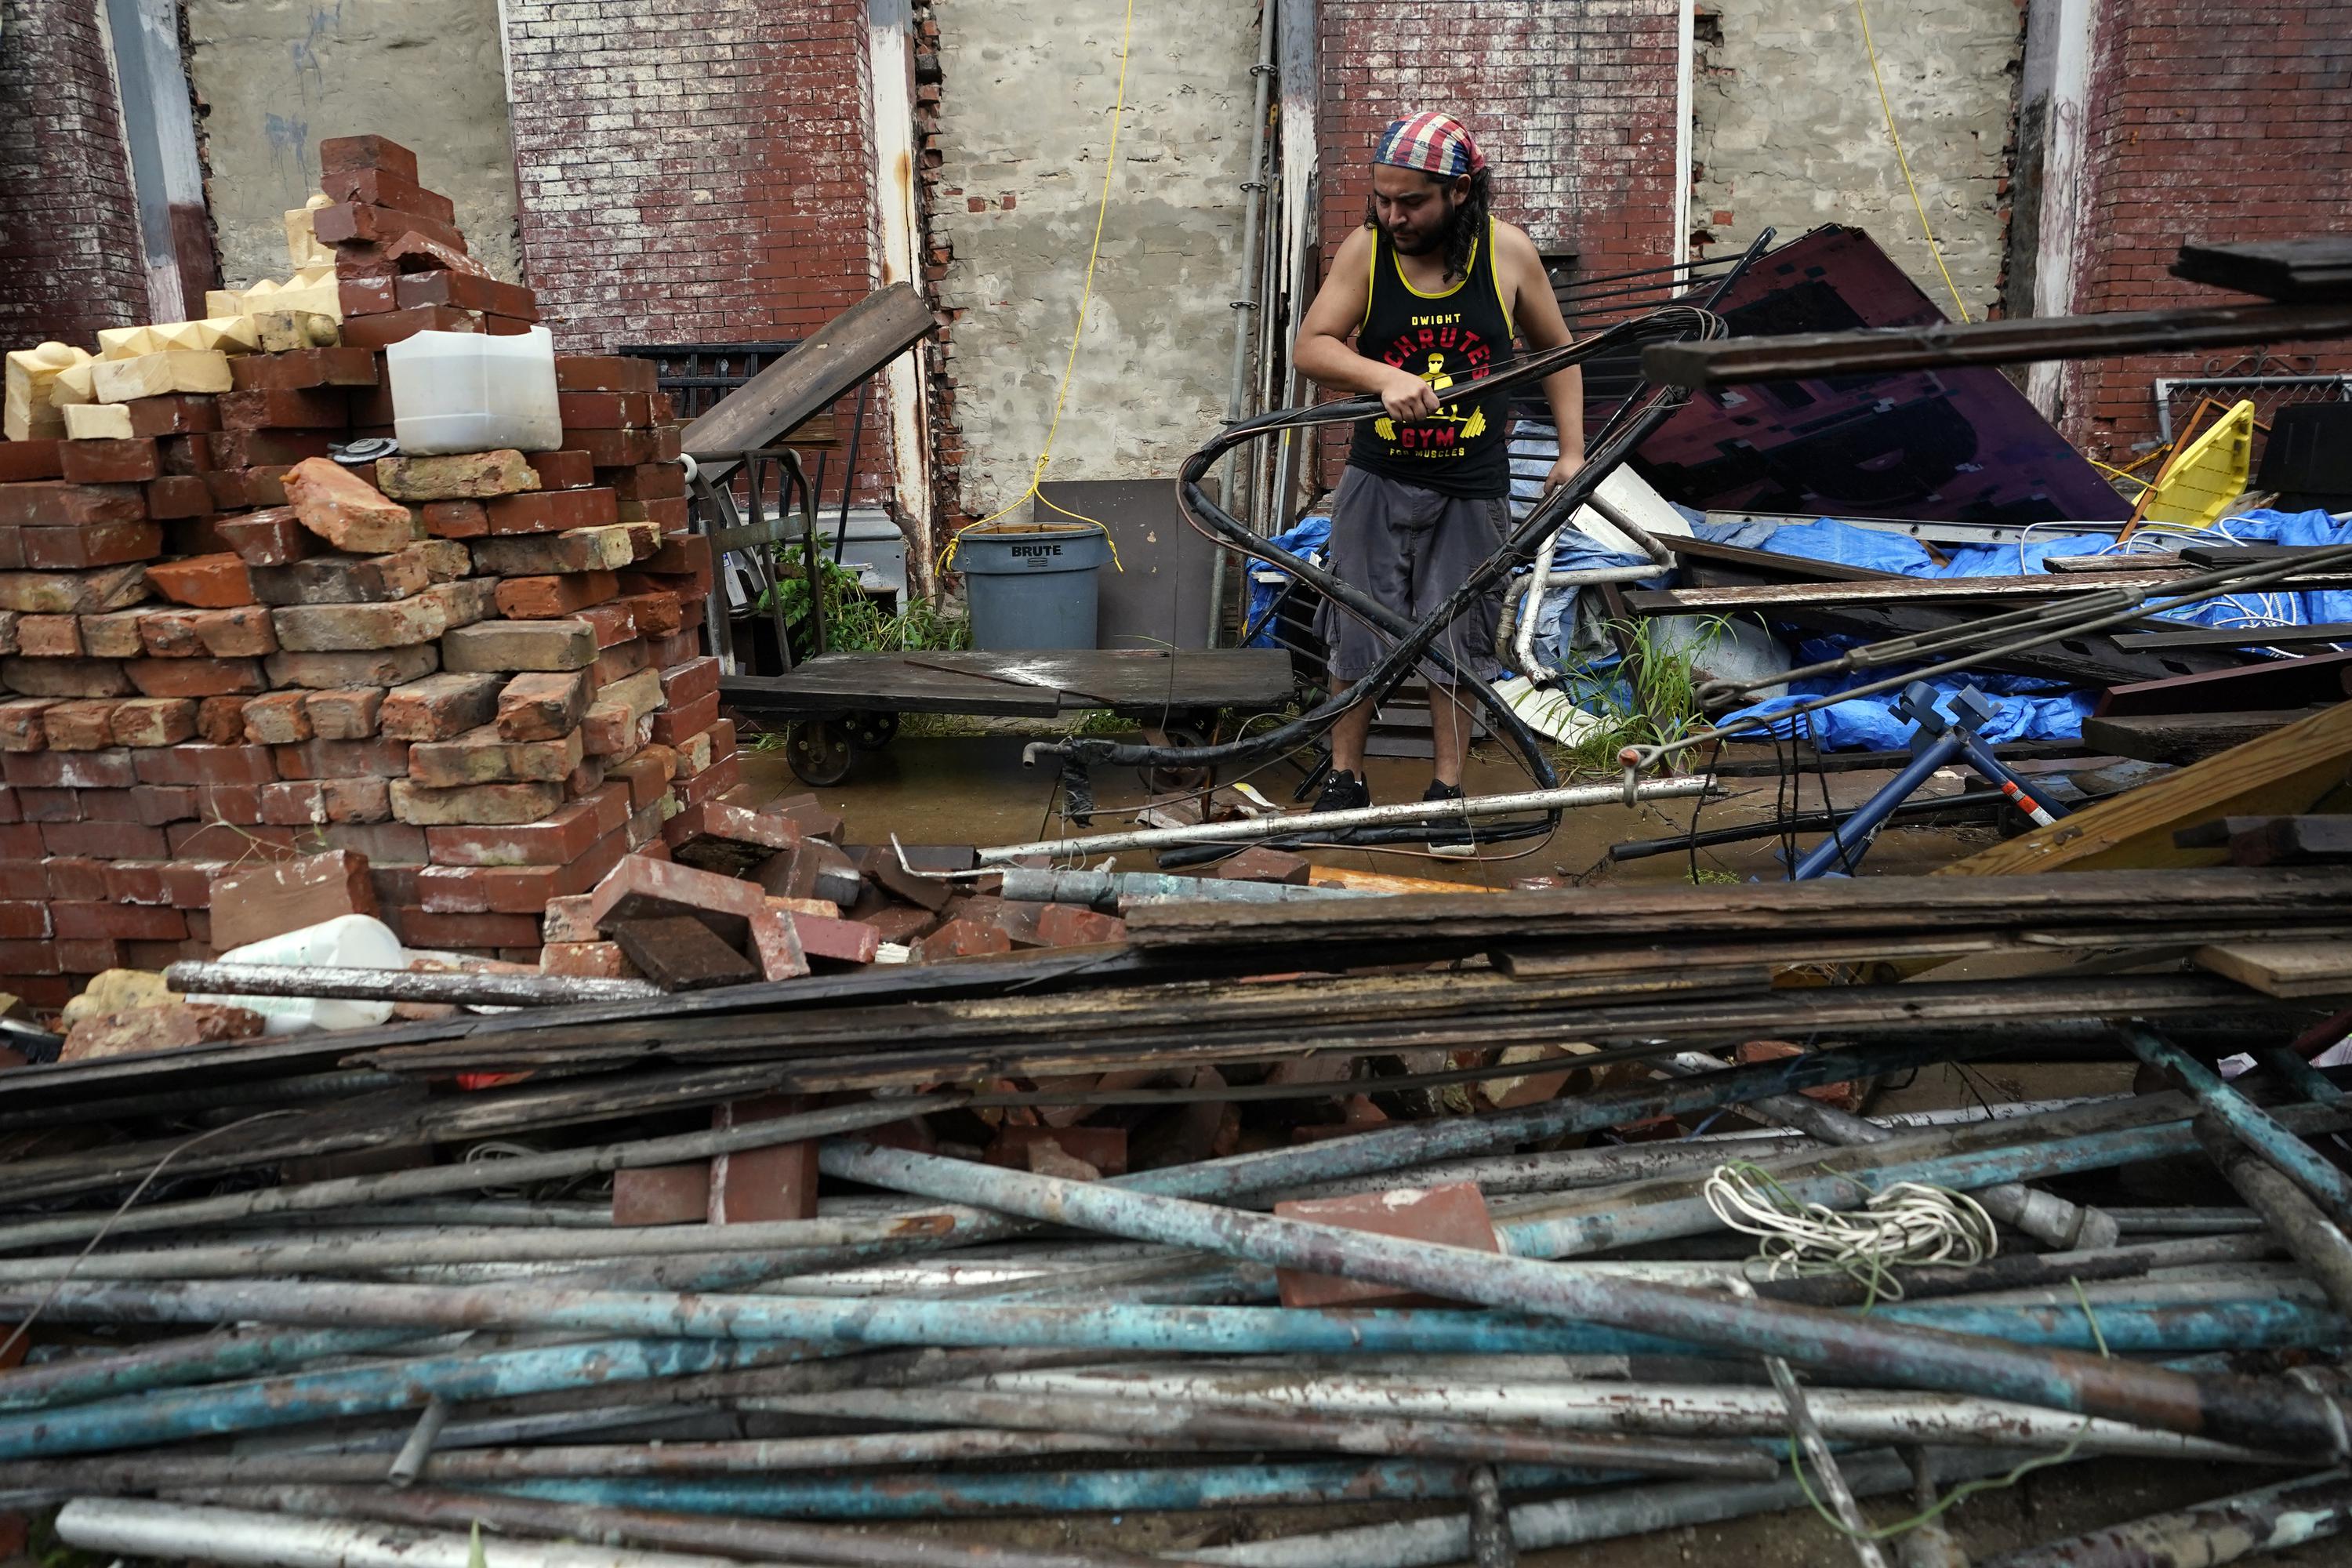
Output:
[2060, 0, 2352, 463]
[1310, 0, 1686, 484]
[501, 0, 898, 510]
[0, 0, 153, 347]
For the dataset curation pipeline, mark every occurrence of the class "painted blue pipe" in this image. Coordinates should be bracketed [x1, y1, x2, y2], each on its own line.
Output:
[2123, 1023, 2352, 1226]
[0, 1290, 2337, 1461]
[496, 1462, 1606, 1519]
[817, 1142, 2352, 1455]
[1793, 723, 1969, 879]
[0, 1327, 422, 1413]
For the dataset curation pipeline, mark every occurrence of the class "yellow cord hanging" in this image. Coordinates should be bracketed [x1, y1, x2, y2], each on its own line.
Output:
[1855, 0, 1972, 323]
[940, 0, 1136, 575]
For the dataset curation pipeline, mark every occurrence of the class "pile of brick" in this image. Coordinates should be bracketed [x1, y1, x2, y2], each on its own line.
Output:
[0, 134, 732, 1007]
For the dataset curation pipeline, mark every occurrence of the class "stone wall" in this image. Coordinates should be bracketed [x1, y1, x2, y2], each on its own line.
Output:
[1689, 0, 2019, 325]
[185, 0, 522, 289]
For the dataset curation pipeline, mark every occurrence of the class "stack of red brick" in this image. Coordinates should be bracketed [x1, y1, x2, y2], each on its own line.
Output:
[0, 135, 734, 1006]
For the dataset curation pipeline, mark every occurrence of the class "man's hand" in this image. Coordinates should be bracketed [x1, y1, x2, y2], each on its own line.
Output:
[1543, 452, 1587, 493]
[1377, 366, 1442, 422]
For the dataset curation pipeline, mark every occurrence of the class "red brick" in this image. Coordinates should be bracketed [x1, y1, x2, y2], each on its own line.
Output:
[220, 387, 350, 431]
[484, 488, 619, 536]
[133, 743, 278, 786]
[1036, 904, 1128, 947]
[658, 655, 720, 709]
[789, 911, 882, 966]
[15, 615, 81, 657]
[258, 777, 394, 826]
[0, 441, 64, 482]
[556, 390, 651, 429]
[339, 306, 477, 350]
[57, 437, 161, 485]
[0, 901, 49, 938]
[985, 1124, 1129, 1178]
[125, 658, 266, 698]
[393, 906, 542, 947]
[42, 820, 167, 858]
[144, 474, 216, 521]
[568, 429, 654, 467]
[648, 689, 718, 747]
[707, 1095, 820, 1223]
[273, 736, 411, 779]
[0, 482, 145, 528]
[319, 133, 419, 180]
[420, 499, 488, 539]
[24, 521, 162, 569]
[53, 901, 187, 940]
[541, 938, 633, 978]
[215, 506, 315, 567]
[206, 430, 336, 468]
[554, 356, 658, 394]
[5, 750, 134, 789]
[608, 463, 686, 503]
[323, 165, 455, 220]
[612, 1163, 710, 1225]
[230, 347, 378, 392]
[396, 270, 536, 319]
[1272, 1181, 1501, 1309]
[425, 793, 619, 866]
[495, 571, 618, 619]
[208, 850, 377, 951]
[531, 449, 597, 489]
[42, 855, 107, 898]
[55, 937, 119, 972]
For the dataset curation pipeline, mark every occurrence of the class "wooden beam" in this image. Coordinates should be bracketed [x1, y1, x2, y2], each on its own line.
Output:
[2116, 622, 2352, 651]
[1936, 702, 2352, 875]
[1641, 299, 2352, 387]
[2095, 648, 2352, 717]
[2079, 709, 2325, 765]
[2194, 941, 2352, 1000]
[2172, 239, 2352, 304]
[681, 284, 935, 466]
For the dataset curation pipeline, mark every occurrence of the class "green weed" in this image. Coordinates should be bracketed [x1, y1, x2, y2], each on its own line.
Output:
[1548, 616, 1730, 778]
[765, 546, 968, 655]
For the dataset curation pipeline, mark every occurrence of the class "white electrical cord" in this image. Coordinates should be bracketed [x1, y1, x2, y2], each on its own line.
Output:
[1702, 1160, 1998, 1303]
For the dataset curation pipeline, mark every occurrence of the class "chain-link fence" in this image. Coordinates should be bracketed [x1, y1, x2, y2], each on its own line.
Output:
[2155, 368, 2352, 470]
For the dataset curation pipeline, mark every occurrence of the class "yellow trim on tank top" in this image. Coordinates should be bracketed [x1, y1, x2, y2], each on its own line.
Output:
[1489, 219, 1514, 337]
[1387, 220, 1481, 301]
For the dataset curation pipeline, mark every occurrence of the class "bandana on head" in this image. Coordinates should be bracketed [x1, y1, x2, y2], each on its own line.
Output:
[1374, 112, 1486, 180]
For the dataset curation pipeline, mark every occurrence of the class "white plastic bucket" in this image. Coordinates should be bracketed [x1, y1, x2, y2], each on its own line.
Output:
[385, 325, 564, 455]
[191, 913, 407, 1036]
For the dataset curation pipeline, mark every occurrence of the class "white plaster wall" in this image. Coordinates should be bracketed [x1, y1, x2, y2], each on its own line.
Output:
[1690, 0, 2018, 322]
[931, 0, 1258, 514]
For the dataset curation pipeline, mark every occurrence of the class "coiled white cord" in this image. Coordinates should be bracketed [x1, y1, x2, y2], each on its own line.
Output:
[1703, 1160, 1998, 1303]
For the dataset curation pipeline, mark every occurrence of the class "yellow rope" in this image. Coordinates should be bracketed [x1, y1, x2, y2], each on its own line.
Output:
[1854, 0, 1971, 323]
[942, 0, 1136, 573]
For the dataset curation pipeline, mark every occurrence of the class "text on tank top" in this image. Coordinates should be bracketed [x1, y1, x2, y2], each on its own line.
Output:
[1345, 214, 1516, 498]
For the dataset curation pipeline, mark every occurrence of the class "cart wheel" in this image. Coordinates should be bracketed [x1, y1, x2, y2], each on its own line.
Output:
[1143, 717, 1214, 795]
[786, 719, 856, 786]
[844, 709, 900, 752]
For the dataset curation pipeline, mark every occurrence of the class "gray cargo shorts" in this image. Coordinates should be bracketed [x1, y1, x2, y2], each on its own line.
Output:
[1313, 465, 1510, 684]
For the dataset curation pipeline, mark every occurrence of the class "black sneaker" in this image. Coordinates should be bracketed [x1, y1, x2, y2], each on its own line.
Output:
[1425, 780, 1475, 857]
[1313, 768, 1370, 815]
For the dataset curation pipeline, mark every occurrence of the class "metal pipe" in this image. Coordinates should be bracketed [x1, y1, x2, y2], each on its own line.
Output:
[1192, 1446, 2053, 1568]
[1465, 1464, 1514, 1568]
[492, 1463, 1608, 1517]
[0, 1325, 423, 1412]
[0, 1091, 964, 1254]
[1766, 1338, 1890, 1568]
[813, 1141, 2352, 1454]
[171, 962, 662, 1006]
[1975, 1467, 2352, 1568]
[2196, 1115, 2352, 1320]
[1792, 726, 1969, 879]
[0, 1215, 955, 1280]
[2122, 1022, 2352, 1226]
[54, 1498, 748, 1568]
[386, 1396, 450, 1488]
[1660, 1052, 2118, 1250]
[744, 1384, 1774, 1478]
[990, 868, 1382, 909]
[203, 1484, 1185, 1568]
[1212, 2, 1278, 573]
[972, 1369, 2267, 1461]
[979, 777, 1709, 860]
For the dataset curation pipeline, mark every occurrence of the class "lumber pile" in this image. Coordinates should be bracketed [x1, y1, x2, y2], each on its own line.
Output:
[0, 135, 732, 1004]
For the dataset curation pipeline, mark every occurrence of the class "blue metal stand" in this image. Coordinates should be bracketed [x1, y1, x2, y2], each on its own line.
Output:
[1791, 683, 2070, 880]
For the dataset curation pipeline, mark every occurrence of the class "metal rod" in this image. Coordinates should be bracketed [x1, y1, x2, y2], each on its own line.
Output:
[990, 868, 1383, 908]
[0, 1091, 964, 1254]
[1465, 1464, 1515, 1568]
[1658, 1051, 2118, 1250]
[1210, 6, 1279, 639]
[972, 1368, 2268, 1460]
[54, 1498, 750, 1568]
[2122, 1022, 2352, 1227]
[744, 1384, 1774, 1479]
[1975, 1466, 2352, 1568]
[170, 962, 663, 1007]
[813, 1141, 2352, 1454]
[208, 1484, 1183, 1568]
[978, 777, 1711, 861]
[1767, 1346, 1890, 1568]
[386, 1396, 451, 1488]
[2195, 1116, 2352, 1321]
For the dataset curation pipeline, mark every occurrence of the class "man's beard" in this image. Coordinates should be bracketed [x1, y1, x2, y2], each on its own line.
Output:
[1385, 196, 1464, 258]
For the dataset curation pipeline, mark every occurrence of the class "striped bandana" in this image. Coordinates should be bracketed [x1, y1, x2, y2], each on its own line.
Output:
[1374, 112, 1486, 179]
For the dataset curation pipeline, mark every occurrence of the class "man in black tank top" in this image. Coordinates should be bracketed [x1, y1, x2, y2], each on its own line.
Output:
[1292, 112, 1587, 853]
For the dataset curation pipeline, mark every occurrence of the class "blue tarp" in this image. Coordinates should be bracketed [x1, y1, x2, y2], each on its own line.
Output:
[1701, 509, 2352, 750]
[1243, 516, 1331, 648]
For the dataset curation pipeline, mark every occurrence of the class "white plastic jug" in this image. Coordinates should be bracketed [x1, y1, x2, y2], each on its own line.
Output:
[190, 913, 407, 1036]
[385, 325, 564, 455]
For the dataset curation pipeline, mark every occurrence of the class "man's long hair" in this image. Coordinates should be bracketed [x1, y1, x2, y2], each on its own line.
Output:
[1363, 168, 1492, 284]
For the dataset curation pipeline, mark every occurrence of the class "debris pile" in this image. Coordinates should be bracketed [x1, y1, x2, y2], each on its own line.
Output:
[0, 135, 732, 1011]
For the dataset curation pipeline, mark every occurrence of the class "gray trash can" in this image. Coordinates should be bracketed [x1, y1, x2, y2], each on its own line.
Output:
[953, 521, 1112, 651]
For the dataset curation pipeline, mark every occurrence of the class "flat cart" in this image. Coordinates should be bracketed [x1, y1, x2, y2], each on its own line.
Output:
[720, 648, 1299, 786]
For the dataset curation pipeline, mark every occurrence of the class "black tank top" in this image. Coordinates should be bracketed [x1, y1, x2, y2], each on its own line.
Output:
[1345, 216, 1515, 499]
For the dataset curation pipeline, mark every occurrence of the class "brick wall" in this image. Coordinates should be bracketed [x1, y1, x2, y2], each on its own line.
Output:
[1311, 0, 1683, 480]
[2060, 0, 2352, 463]
[503, 0, 896, 505]
[0, 0, 151, 347]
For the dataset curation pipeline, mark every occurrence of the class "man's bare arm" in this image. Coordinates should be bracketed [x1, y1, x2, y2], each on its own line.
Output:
[1501, 226, 1585, 485]
[1293, 227, 1441, 421]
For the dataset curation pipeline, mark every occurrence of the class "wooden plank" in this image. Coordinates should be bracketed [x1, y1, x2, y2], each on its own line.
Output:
[2172, 239, 2352, 304]
[720, 650, 1295, 719]
[1642, 299, 2352, 387]
[2079, 709, 2325, 765]
[1625, 566, 2352, 615]
[2194, 941, 2352, 1000]
[2096, 649, 2352, 717]
[1937, 702, 2352, 875]
[2174, 815, 2352, 866]
[681, 285, 934, 465]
